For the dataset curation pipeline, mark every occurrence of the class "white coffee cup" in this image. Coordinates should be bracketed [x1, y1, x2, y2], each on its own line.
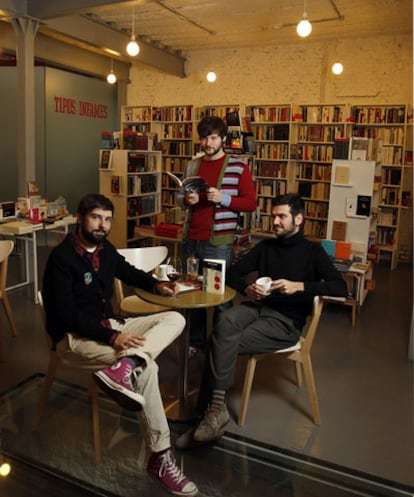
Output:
[155, 264, 171, 280]
[256, 276, 272, 293]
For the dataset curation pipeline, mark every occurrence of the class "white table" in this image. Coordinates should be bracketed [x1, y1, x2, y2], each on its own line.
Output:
[0, 216, 76, 303]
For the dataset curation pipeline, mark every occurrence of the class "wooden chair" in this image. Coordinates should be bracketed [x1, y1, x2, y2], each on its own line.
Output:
[238, 296, 324, 426]
[114, 246, 170, 316]
[0, 240, 18, 361]
[32, 291, 102, 463]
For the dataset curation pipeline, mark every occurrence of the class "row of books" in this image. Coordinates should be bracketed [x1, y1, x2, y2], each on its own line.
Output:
[293, 124, 344, 143]
[256, 179, 287, 198]
[304, 200, 329, 219]
[352, 125, 404, 145]
[256, 143, 289, 160]
[380, 187, 400, 205]
[290, 144, 334, 163]
[381, 146, 403, 166]
[377, 208, 397, 226]
[376, 226, 396, 246]
[381, 168, 401, 185]
[294, 105, 345, 124]
[252, 123, 290, 141]
[127, 195, 159, 218]
[162, 123, 193, 139]
[127, 174, 158, 196]
[302, 219, 327, 239]
[249, 106, 291, 123]
[161, 141, 193, 156]
[296, 163, 332, 181]
[257, 161, 287, 178]
[298, 181, 330, 201]
[127, 153, 158, 172]
[152, 106, 193, 122]
[350, 106, 406, 124]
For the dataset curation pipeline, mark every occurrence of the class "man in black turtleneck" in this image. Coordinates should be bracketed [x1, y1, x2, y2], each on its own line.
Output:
[177, 193, 348, 448]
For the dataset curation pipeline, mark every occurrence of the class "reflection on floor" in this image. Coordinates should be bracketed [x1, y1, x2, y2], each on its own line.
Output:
[0, 246, 412, 497]
[0, 375, 412, 497]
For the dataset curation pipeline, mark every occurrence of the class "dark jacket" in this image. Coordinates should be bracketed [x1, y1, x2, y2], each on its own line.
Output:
[227, 232, 348, 330]
[42, 234, 156, 345]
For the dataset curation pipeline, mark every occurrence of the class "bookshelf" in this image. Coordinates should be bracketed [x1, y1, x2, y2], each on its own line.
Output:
[246, 104, 291, 234]
[151, 105, 193, 219]
[349, 104, 412, 268]
[99, 149, 162, 248]
[121, 105, 152, 135]
[290, 104, 348, 240]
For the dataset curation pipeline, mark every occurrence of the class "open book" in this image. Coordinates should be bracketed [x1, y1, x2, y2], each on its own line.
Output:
[165, 171, 209, 193]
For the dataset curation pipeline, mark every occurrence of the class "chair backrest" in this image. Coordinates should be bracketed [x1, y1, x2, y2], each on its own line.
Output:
[114, 246, 169, 310]
[300, 296, 323, 355]
[0, 240, 14, 293]
[118, 246, 168, 273]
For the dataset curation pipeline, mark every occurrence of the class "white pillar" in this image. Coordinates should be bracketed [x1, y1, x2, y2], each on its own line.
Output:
[12, 17, 39, 196]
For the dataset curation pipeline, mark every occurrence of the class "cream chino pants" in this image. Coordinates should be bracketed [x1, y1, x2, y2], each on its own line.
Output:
[56, 310, 185, 453]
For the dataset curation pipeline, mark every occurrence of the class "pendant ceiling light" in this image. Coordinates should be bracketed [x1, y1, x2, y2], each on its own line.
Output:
[127, 7, 140, 56]
[332, 62, 344, 75]
[106, 59, 117, 84]
[297, 0, 312, 38]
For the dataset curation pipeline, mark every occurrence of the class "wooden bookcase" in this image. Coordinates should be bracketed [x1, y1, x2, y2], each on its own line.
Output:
[246, 104, 291, 234]
[290, 104, 348, 240]
[151, 105, 193, 216]
[349, 104, 412, 268]
[99, 149, 162, 248]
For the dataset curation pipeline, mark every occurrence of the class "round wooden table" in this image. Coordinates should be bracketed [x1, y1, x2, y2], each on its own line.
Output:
[135, 285, 236, 420]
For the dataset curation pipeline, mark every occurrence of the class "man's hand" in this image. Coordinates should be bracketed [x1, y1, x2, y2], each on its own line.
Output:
[156, 281, 179, 296]
[185, 191, 199, 205]
[246, 278, 304, 300]
[206, 187, 223, 204]
[272, 279, 304, 295]
[113, 333, 146, 350]
[246, 282, 271, 301]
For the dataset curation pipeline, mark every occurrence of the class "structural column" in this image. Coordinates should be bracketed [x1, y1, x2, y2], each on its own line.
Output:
[12, 17, 39, 196]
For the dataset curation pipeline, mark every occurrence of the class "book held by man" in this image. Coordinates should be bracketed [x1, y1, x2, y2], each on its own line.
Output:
[165, 171, 209, 193]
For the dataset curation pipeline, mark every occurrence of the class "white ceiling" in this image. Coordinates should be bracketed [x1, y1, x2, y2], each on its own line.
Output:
[0, 0, 412, 75]
[82, 0, 413, 53]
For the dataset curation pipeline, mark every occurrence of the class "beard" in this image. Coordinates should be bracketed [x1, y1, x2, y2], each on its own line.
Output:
[273, 223, 297, 239]
[80, 223, 108, 245]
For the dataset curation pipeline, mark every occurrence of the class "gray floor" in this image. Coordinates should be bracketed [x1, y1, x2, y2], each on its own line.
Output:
[0, 244, 412, 495]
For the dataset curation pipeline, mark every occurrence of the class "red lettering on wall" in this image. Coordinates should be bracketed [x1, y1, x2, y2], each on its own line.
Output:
[54, 96, 109, 119]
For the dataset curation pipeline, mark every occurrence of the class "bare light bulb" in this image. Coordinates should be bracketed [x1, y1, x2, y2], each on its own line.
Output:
[206, 71, 217, 83]
[106, 70, 117, 84]
[0, 462, 11, 477]
[332, 62, 344, 75]
[127, 36, 140, 57]
[296, 14, 312, 37]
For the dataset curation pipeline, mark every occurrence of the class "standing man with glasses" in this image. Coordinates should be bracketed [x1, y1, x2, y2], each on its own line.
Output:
[178, 116, 257, 357]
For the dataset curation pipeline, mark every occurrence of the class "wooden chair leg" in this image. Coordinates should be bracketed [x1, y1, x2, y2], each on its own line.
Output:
[2, 295, 18, 336]
[301, 355, 321, 425]
[88, 377, 101, 463]
[32, 355, 59, 431]
[238, 356, 257, 426]
[294, 361, 303, 387]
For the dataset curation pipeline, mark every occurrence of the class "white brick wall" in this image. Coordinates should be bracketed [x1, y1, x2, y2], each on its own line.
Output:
[127, 33, 412, 107]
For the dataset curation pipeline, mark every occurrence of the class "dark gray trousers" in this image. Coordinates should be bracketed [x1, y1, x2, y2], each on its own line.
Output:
[197, 301, 300, 412]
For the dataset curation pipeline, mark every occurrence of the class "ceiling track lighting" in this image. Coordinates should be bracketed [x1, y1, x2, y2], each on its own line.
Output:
[127, 7, 140, 56]
[297, 0, 312, 38]
[106, 59, 117, 84]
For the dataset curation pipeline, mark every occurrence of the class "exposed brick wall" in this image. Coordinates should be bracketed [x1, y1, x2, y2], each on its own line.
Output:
[127, 33, 412, 107]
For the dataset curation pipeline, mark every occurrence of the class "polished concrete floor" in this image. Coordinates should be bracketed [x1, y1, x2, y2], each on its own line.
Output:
[0, 244, 412, 496]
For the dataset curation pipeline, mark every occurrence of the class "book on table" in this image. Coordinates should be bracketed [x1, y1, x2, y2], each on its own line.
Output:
[203, 258, 226, 295]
